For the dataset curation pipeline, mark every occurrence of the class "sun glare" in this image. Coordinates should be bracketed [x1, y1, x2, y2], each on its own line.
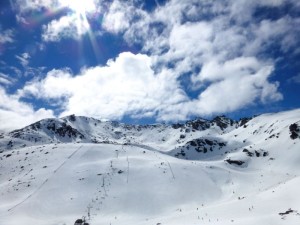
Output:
[57, 0, 101, 62]
[60, 0, 96, 15]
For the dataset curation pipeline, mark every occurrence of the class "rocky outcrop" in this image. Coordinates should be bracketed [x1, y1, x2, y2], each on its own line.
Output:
[225, 159, 245, 166]
[289, 123, 299, 140]
[173, 137, 227, 158]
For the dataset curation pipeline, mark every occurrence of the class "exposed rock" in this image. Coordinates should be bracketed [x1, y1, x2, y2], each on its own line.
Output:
[243, 148, 268, 157]
[55, 123, 84, 139]
[173, 137, 227, 158]
[212, 116, 235, 130]
[179, 134, 186, 139]
[225, 159, 245, 166]
[243, 149, 254, 157]
[69, 114, 76, 122]
[279, 208, 295, 216]
[186, 118, 211, 131]
[289, 123, 299, 140]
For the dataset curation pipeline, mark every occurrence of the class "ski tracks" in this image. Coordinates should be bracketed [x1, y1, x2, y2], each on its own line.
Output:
[7, 145, 84, 212]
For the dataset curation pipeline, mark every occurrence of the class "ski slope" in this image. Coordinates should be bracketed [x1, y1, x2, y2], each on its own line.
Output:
[0, 109, 300, 225]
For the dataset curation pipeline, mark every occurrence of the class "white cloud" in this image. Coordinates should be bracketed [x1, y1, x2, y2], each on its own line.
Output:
[102, 1, 132, 34]
[15, 52, 31, 67]
[228, 0, 290, 23]
[20, 52, 282, 122]
[21, 68, 73, 99]
[12, 0, 59, 13]
[13, 0, 92, 42]
[20, 52, 188, 120]
[0, 28, 14, 55]
[289, 74, 300, 84]
[42, 15, 89, 42]
[9, 0, 299, 123]
[110, 0, 296, 119]
[110, 0, 300, 64]
[15, 15, 30, 25]
[195, 57, 265, 82]
[244, 17, 300, 55]
[168, 22, 213, 61]
[12, 0, 100, 42]
[0, 87, 54, 132]
[193, 63, 283, 115]
[0, 29, 14, 44]
[0, 73, 14, 86]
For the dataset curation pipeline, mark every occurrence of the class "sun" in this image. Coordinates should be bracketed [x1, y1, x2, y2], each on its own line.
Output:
[59, 0, 96, 15]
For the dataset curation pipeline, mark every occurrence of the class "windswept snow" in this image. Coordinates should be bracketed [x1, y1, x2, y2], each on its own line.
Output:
[0, 109, 300, 225]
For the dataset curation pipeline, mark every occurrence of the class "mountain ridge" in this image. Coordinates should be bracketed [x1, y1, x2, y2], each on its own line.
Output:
[1, 109, 299, 162]
[1, 113, 250, 151]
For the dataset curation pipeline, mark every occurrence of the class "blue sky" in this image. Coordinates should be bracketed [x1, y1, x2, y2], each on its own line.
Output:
[0, 0, 300, 131]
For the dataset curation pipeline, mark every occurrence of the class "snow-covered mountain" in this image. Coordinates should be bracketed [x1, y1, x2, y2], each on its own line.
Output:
[1, 114, 238, 150]
[0, 109, 300, 225]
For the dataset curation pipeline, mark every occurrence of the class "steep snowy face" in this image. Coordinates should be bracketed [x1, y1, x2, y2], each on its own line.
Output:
[10, 118, 85, 141]
[3, 118, 85, 151]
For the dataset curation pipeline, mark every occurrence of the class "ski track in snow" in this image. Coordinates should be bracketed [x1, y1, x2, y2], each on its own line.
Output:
[7, 145, 84, 212]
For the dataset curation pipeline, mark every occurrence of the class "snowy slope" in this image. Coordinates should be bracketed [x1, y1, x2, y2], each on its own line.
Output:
[0, 109, 300, 225]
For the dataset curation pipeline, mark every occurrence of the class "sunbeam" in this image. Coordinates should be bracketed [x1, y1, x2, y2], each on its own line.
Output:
[59, 0, 96, 16]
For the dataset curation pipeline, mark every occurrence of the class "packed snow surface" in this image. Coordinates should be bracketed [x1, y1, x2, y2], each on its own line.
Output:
[0, 109, 300, 225]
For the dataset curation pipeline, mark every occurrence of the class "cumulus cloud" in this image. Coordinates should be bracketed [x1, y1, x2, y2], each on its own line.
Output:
[19, 52, 282, 122]
[194, 64, 283, 115]
[20, 52, 188, 120]
[0, 87, 54, 132]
